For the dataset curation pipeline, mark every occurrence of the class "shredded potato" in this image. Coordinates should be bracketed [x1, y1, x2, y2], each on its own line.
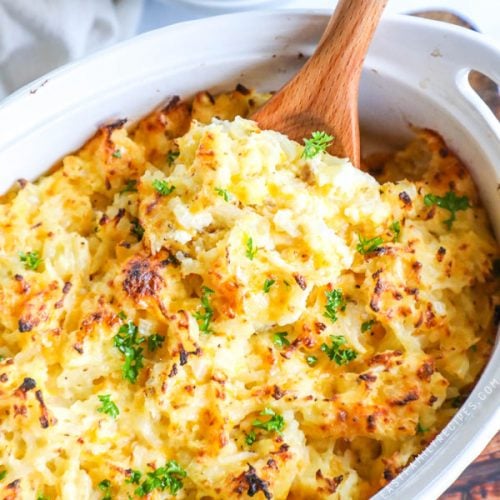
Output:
[0, 86, 498, 499]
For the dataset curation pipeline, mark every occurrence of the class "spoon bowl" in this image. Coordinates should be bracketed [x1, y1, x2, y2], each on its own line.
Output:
[252, 0, 387, 166]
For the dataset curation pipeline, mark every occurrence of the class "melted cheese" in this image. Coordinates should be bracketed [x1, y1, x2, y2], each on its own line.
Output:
[0, 89, 497, 499]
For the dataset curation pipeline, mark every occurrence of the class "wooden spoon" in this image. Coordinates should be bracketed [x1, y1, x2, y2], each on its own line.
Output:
[252, 0, 387, 167]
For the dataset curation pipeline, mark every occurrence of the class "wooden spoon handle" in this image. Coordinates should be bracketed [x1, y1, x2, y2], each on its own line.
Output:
[253, 0, 387, 167]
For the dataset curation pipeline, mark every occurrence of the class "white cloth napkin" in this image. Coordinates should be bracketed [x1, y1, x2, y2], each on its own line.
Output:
[0, 0, 143, 99]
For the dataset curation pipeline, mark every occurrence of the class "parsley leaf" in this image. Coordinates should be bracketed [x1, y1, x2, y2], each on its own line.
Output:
[252, 408, 285, 434]
[113, 320, 145, 383]
[112, 149, 122, 158]
[19, 250, 42, 271]
[118, 311, 127, 321]
[167, 150, 180, 165]
[152, 179, 175, 196]
[273, 332, 290, 348]
[134, 460, 187, 497]
[121, 179, 138, 193]
[324, 289, 346, 323]
[321, 335, 358, 365]
[263, 278, 275, 293]
[424, 191, 470, 229]
[416, 422, 429, 434]
[245, 430, 257, 445]
[194, 286, 215, 334]
[97, 394, 119, 419]
[214, 187, 231, 201]
[98, 479, 112, 500]
[390, 220, 401, 242]
[356, 234, 384, 255]
[36, 494, 48, 500]
[245, 236, 257, 260]
[302, 131, 334, 159]
[147, 334, 165, 352]
[306, 355, 318, 366]
[0, 469, 6, 481]
[361, 320, 375, 333]
[126, 470, 142, 485]
[130, 218, 144, 241]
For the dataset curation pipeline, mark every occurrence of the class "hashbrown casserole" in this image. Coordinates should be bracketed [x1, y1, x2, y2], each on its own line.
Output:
[0, 86, 498, 499]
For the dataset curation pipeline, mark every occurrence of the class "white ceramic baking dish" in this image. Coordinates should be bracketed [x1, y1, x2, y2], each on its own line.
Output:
[0, 10, 498, 499]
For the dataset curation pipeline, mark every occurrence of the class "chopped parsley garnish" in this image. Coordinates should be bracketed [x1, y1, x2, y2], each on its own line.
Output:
[36, 494, 48, 500]
[252, 408, 285, 434]
[112, 149, 122, 158]
[424, 191, 470, 229]
[215, 187, 231, 201]
[263, 278, 275, 293]
[361, 320, 375, 333]
[321, 335, 358, 365]
[98, 479, 112, 500]
[121, 179, 138, 193]
[194, 286, 215, 334]
[416, 422, 429, 434]
[113, 320, 145, 384]
[306, 355, 318, 366]
[147, 333, 165, 352]
[126, 470, 142, 485]
[0, 355, 4, 362]
[134, 460, 187, 497]
[167, 150, 180, 165]
[356, 234, 384, 255]
[97, 394, 119, 419]
[245, 430, 257, 445]
[324, 289, 346, 323]
[118, 311, 127, 321]
[0, 468, 6, 481]
[245, 236, 257, 260]
[302, 131, 334, 159]
[152, 179, 175, 196]
[131, 218, 144, 241]
[273, 331, 290, 348]
[390, 220, 401, 242]
[19, 250, 42, 271]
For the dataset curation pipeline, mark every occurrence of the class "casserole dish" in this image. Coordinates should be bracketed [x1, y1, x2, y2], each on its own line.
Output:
[0, 10, 498, 499]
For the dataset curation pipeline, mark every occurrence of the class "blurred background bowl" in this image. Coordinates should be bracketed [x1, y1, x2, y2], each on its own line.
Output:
[163, 0, 284, 10]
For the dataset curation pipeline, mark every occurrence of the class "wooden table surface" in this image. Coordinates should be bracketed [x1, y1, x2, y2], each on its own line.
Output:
[410, 10, 500, 500]
[439, 433, 500, 499]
